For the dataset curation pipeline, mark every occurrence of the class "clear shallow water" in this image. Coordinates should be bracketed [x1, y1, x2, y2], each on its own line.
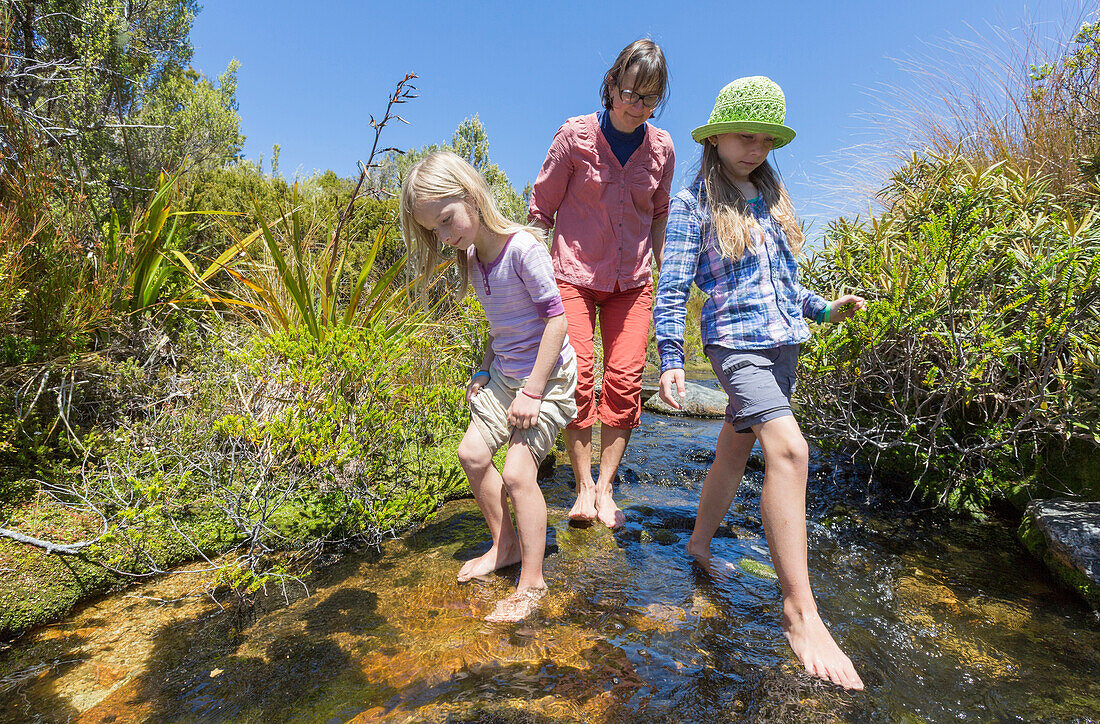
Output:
[2, 411, 1099, 723]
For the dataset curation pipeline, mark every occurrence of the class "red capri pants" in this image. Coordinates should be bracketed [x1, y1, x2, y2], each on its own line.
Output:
[557, 280, 652, 430]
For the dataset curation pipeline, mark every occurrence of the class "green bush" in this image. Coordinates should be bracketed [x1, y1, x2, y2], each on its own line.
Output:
[91, 322, 469, 556]
[3, 322, 464, 607]
[799, 153, 1100, 514]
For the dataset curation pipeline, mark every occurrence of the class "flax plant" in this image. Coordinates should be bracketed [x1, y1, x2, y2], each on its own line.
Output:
[875, 7, 1100, 200]
[175, 74, 421, 343]
[183, 193, 414, 342]
[104, 171, 211, 318]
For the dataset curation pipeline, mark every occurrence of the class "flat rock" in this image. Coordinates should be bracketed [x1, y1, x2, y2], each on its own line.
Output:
[643, 381, 727, 418]
[1020, 499, 1100, 610]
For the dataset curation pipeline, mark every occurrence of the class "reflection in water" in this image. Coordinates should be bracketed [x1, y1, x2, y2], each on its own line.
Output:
[2, 411, 1099, 722]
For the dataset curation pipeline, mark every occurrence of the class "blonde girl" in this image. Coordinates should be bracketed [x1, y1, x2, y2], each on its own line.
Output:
[653, 77, 866, 689]
[401, 151, 577, 623]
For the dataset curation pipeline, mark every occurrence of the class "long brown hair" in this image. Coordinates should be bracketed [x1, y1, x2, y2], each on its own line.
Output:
[698, 142, 804, 260]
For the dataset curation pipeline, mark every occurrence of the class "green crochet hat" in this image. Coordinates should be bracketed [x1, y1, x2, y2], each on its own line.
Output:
[691, 76, 796, 147]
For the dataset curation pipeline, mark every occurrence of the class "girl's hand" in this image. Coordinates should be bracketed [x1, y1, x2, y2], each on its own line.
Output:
[828, 294, 867, 323]
[466, 373, 489, 403]
[659, 369, 686, 409]
[508, 391, 542, 429]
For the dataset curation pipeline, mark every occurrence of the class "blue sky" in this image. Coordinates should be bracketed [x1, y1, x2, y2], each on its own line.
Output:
[190, 0, 1079, 238]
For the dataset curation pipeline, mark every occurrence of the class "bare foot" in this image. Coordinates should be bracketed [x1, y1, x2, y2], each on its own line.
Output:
[686, 540, 736, 582]
[568, 484, 597, 521]
[484, 586, 547, 622]
[456, 543, 521, 582]
[685, 536, 710, 561]
[594, 490, 625, 529]
[783, 601, 864, 690]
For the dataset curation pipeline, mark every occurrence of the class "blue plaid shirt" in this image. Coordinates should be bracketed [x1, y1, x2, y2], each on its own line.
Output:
[654, 180, 828, 373]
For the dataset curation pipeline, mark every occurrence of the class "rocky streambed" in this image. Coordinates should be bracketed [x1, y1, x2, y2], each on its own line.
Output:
[2, 407, 1100, 722]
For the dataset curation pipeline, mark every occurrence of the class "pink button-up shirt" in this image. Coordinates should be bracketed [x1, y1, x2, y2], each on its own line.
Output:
[528, 113, 675, 292]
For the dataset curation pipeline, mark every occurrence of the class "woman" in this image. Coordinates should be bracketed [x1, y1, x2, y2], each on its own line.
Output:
[528, 39, 675, 528]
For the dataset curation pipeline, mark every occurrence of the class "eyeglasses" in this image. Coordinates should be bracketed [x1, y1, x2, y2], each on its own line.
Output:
[617, 87, 661, 109]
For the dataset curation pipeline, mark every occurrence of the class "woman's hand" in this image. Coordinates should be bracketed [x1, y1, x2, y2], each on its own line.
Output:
[466, 373, 489, 404]
[659, 368, 686, 409]
[508, 391, 542, 429]
[827, 294, 867, 323]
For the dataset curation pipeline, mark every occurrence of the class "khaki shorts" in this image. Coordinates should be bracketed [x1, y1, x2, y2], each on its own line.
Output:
[470, 354, 578, 463]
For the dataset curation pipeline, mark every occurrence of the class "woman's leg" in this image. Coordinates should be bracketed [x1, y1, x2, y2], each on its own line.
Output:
[558, 282, 600, 520]
[564, 427, 597, 520]
[592, 283, 652, 528]
[753, 416, 864, 690]
[591, 426, 629, 528]
[455, 423, 520, 581]
[686, 422, 757, 560]
[485, 437, 548, 622]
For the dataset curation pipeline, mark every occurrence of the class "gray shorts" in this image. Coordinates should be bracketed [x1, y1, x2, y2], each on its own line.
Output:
[705, 344, 799, 433]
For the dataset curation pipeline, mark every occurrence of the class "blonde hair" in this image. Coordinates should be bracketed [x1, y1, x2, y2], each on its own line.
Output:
[399, 150, 544, 301]
[698, 142, 804, 260]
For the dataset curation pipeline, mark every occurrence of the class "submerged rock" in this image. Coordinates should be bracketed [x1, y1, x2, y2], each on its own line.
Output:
[739, 558, 778, 580]
[643, 381, 727, 418]
[1019, 499, 1100, 610]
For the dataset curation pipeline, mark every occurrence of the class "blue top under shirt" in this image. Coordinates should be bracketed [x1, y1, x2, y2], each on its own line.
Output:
[598, 110, 646, 167]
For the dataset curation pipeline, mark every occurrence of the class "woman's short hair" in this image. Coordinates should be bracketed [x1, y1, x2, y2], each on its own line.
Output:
[600, 39, 669, 115]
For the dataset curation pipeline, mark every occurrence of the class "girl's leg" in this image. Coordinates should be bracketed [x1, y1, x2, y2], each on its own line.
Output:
[592, 283, 652, 528]
[455, 423, 520, 581]
[753, 416, 864, 690]
[499, 436, 546, 592]
[485, 436, 548, 622]
[686, 422, 756, 560]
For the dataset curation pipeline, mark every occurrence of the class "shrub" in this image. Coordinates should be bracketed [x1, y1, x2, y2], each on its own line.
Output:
[799, 153, 1100, 514]
[2, 321, 470, 602]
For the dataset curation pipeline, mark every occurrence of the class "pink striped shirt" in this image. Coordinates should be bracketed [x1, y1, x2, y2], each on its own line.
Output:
[528, 113, 676, 292]
[468, 230, 574, 379]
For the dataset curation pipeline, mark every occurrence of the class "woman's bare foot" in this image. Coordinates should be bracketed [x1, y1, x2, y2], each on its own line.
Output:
[594, 488, 624, 529]
[568, 484, 597, 521]
[782, 600, 864, 690]
[598, 488, 624, 528]
[484, 586, 548, 622]
[456, 542, 521, 582]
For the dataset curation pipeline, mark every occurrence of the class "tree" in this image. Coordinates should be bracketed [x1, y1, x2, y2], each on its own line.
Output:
[382, 115, 527, 223]
[133, 60, 244, 175]
[1, 1, 241, 208]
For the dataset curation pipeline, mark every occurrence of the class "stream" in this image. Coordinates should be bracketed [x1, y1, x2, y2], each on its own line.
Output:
[2, 405, 1099, 722]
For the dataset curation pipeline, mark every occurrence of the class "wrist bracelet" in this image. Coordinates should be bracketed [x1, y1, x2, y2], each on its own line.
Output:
[824, 304, 831, 323]
[521, 388, 543, 400]
[473, 370, 490, 381]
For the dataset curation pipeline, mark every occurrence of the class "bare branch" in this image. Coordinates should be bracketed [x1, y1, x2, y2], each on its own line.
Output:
[0, 527, 96, 556]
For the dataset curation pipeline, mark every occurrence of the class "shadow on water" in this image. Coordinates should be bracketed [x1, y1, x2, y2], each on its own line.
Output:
[2, 410, 1100, 722]
[0, 632, 86, 723]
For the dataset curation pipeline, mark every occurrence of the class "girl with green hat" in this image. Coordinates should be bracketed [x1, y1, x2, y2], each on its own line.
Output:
[653, 76, 867, 690]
